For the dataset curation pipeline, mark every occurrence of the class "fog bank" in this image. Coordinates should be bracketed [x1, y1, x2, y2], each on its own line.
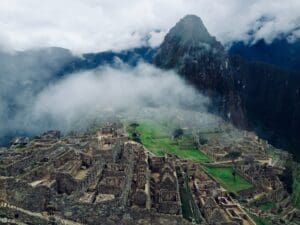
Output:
[0, 62, 221, 143]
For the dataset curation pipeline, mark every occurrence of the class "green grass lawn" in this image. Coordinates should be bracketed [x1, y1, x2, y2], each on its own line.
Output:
[257, 201, 276, 211]
[291, 162, 300, 208]
[204, 166, 253, 192]
[137, 121, 170, 139]
[127, 120, 210, 163]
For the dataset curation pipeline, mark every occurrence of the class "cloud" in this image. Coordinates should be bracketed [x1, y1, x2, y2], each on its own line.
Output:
[31, 63, 214, 131]
[0, 0, 299, 53]
[0, 60, 220, 142]
[0, 48, 75, 141]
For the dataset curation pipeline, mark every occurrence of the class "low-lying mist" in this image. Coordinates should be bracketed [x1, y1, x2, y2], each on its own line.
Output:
[0, 61, 222, 145]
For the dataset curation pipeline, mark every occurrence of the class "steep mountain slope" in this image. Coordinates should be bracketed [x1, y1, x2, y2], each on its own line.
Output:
[229, 38, 300, 160]
[230, 56, 300, 160]
[229, 38, 300, 72]
[154, 15, 246, 127]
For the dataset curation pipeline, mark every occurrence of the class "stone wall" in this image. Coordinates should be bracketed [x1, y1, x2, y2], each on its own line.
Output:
[0, 206, 49, 225]
[0, 177, 50, 212]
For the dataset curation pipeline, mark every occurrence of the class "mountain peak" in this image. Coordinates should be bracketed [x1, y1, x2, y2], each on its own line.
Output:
[167, 14, 217, 46]
[176, 14, 206, 31]
[154, 14, 224, 69]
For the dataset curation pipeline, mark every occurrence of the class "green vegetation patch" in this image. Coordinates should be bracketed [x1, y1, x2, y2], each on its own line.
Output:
[204, 166, 253, 192]
[179, 174, 203, 223]
[257, 201, 276, 211]
[277, 160, 300, 209]
[127, 120, 210, 162]
[137, 120, 170, 139]
[247, 211, 272, 225]
[290, 162, 300, 208]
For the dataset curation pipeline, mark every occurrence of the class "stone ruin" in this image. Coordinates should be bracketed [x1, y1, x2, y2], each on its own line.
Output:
[0, 123, 191, 225]
[183, 163, 256, 225]
[199, 131, 269, 162]
[2, 122, 293, 225]
[235, 161, 284, 201]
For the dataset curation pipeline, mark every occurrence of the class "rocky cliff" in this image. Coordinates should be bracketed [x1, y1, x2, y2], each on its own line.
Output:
[154, 15, 246, 127]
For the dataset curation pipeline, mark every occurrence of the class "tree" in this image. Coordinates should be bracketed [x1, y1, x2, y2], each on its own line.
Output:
[129, 122, 139, 129]
[226, 150, 241, 181]
[232, 170, 237, 182]
[198, 134, 208, 145]
[132, 132, 141, 143]
[226, 150, 241, 163]
[173, 128, 184, 139]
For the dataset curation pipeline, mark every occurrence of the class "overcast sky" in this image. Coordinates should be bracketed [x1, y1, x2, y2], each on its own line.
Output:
[0, 0, 300, 53]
